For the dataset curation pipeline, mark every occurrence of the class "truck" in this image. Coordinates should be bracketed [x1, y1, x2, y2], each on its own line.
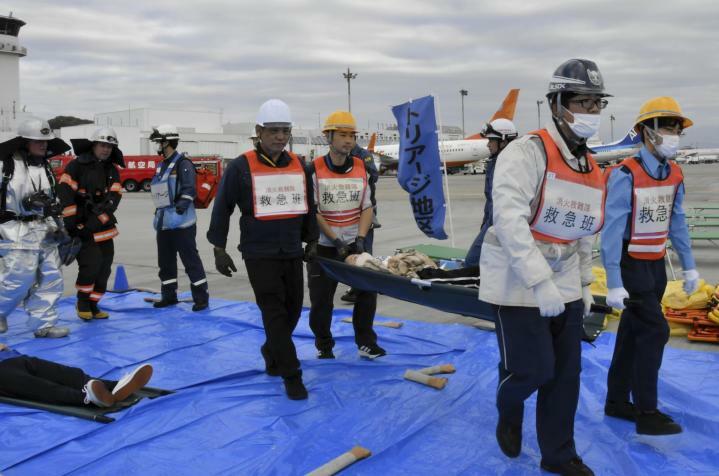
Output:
[49, 154, 223, 193]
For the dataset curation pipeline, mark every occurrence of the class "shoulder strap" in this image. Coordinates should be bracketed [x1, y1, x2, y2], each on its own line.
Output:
[1, 155, 15, 212]
[41, 158, 58, 198]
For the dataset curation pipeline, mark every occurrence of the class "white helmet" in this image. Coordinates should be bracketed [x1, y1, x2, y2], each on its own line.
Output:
[482, 118, 518, 141]
[91, 127, 118, 146]
[256, 99, 292, 127]
[18, 117, 55, 140]
[149, 124, 180, 142]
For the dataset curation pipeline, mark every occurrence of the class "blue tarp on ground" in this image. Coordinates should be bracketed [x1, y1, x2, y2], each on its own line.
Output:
[1, 292, 718, 475]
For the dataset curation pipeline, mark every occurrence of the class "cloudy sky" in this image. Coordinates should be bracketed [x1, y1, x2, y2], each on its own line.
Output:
[6, 0, 719, 145]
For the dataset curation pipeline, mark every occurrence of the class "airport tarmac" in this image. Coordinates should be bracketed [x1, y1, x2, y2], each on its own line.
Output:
[64, 162, 719, 348]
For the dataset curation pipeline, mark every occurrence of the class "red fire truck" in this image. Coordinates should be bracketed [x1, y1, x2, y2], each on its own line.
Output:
[49, 155, 223, 193]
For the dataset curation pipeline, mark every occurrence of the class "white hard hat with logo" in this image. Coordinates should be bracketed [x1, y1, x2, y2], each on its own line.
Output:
[18, 117, 56, 140]
[149, 124, 180, 142]
[482, 118, 518, 141]
[91, 127, 119, 146]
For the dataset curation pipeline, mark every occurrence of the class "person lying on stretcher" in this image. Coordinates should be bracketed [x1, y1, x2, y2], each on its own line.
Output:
[0, 343, 152, 407]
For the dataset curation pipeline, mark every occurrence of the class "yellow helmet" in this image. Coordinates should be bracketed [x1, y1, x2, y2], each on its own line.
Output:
[634, 96, 693, 129]
[323, 110, 357, 133]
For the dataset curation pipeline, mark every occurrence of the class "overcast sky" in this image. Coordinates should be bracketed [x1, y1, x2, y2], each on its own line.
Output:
[5, 0, 719, 146]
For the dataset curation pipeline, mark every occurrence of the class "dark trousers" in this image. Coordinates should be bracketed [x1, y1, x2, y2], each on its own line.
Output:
[464, 221, 490, 267]
[76, 239, 114, 302]
[156, 225, 208, 303]
[607, 249, 669, 411]
[245, 258, 303, 378]
[494, 299, 583, 466]
[0, 356, 90, 405]
[308, 244, 378, 351]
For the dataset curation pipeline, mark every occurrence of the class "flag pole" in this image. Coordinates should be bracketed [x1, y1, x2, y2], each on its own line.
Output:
[434, 94, 455, 247]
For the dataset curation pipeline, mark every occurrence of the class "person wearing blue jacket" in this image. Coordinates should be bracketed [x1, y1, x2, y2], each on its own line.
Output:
[464, 119, 518, 267]
[149, 125, 208, 311]
[601, 97, 698, 436]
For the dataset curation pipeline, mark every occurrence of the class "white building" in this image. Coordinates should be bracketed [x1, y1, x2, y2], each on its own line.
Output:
[94, 108, 224, 134]
[0, 13, 32, 139]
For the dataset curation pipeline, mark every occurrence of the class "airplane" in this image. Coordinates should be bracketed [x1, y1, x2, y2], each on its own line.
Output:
[676, 148, 719, 164]
[369, 89, 520, 174]
[588, 126, 642, 164]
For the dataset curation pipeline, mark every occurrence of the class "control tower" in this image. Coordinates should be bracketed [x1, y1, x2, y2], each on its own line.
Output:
[0, 13, 27, 133]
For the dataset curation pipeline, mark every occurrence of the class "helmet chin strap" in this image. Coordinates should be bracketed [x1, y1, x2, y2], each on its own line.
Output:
[552, 93, 588, 148]
[643, 120, 669, 162]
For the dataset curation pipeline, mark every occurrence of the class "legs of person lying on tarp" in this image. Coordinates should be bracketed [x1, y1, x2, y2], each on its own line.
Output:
[0, 355, 89, 405]
[245, 258, 303, 378]
[493, 300, 583, 466]
[606, 253, 674, 429]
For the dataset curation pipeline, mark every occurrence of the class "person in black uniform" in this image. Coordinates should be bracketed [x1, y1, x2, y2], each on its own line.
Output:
[149, 124, 209, 311]
[207, 99, 318, 400]
[308, 110, 385, 359]
[57, 127, 124, 320]
[340, 139, 380, 304]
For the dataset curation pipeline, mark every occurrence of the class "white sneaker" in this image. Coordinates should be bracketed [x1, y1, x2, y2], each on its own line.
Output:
[112, 364, 153, 402]
[83, 380, 114, 407]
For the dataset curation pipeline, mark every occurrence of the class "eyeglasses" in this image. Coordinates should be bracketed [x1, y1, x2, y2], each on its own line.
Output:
[568, 98, 609, 110]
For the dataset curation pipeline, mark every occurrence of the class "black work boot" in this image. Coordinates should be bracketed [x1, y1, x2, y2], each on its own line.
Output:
[89, 301, 110, 319]
[260, 345, 280, 376]
[316, 348, 335, 359]
[604, 400, 637, 422]
[340, 288, 358, 303]
[496, 418, 522, 458]
[153, 294, 179, 308]
[283, 373, 308, 400]
[76, 299, 94, 321]
[541, 457, 594, 475]
[636, 410, 683, 435]
[191, 288, 209, 312]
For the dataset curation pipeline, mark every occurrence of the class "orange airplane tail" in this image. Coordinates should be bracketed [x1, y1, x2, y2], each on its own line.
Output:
[367, 132, 376, 152]
[465, 88, 519, 139]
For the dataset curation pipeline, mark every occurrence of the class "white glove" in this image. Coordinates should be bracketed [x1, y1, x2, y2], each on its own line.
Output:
[607, 287, 630, 310]
[682, 269, 700, 295]
[533, 279, 565, 317]
[582, 285, 594, 318]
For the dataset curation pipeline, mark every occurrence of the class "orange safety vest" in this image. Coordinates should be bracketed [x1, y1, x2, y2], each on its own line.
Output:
[245, 150, 308, 221]
[529, 129, 606, 243]
[313, 155, 367, 227]
[621, 156, 683, 260]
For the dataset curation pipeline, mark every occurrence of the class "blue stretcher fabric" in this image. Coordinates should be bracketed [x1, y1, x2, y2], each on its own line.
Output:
[0, 292, 718, 475]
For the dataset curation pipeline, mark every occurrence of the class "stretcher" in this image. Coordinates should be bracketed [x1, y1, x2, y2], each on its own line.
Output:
[318, 257, 612, 342]
[317, 257, 494, 321]
[0, 384, 172, 423]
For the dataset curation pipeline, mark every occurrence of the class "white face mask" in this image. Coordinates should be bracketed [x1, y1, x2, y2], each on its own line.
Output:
[567, 113, 601, 139]
[654, 133, 680, 159]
